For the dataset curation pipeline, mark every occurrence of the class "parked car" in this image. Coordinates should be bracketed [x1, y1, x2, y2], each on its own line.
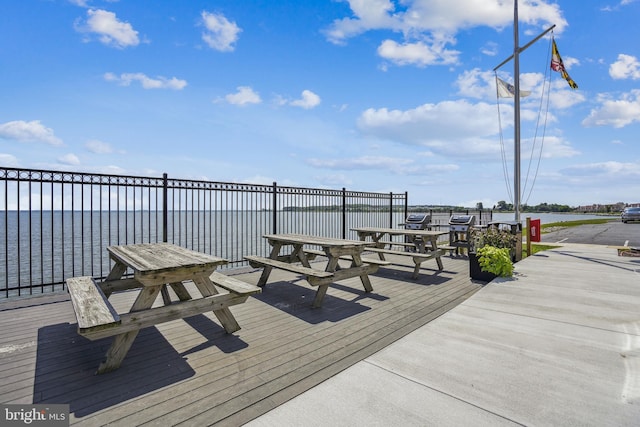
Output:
[621, 207, 640, 223]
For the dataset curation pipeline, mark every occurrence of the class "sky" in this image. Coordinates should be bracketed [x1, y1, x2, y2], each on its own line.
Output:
[1, 0, 640, 208]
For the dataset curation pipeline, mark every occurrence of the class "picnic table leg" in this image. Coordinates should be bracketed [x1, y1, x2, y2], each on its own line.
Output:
[257, 242, 283, 286]
[192, 274, 241, 334]
[292, 244, 312, 267]
[169, 282, 192, 301]
[96, 284, 161, 374]
[155, 282, 192, 306]
[308, 253, 342, 308]
[372, 233, 388, 260]
[160, 285, 172, 305]
[429, 238, 444, 270]
[357, 231, 387, 261]
[351, 252, 373, 292]
[312, 284, 330, 308]
[102, 261, 128, 298]
[411, 258, 422, 279]
[97, 331, 140, 374]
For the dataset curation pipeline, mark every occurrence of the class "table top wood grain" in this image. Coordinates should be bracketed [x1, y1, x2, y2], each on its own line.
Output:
[262, 233, 372, 248]
[107, 243, 227, 278]
[351, 227, 448, 238]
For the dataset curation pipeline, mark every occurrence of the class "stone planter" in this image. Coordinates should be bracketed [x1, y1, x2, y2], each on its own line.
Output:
[469, 252, 498, 282]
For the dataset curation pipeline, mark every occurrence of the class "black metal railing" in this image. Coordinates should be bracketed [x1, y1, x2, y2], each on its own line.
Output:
[0, 167, 409, 298]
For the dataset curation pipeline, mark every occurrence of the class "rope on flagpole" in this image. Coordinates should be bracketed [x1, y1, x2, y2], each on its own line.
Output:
[495, 72, 514, 205]
[522, 33, 554, 204]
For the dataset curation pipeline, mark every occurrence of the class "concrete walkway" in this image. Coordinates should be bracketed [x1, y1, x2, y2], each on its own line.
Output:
[246, 244, 640, 426]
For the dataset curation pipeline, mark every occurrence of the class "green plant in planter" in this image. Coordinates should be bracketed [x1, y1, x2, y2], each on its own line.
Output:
[470, 226, 518, 278]
[476, 245, 514, 277]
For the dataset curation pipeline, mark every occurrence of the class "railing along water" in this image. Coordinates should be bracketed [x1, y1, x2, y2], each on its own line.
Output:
[0, 167, 409, 298]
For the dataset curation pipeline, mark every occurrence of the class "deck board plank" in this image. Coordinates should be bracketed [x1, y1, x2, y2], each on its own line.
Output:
[0, 254, 480, 426]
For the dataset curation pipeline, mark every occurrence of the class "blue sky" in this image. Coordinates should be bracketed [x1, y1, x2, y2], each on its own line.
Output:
[1, 0, 639, 208]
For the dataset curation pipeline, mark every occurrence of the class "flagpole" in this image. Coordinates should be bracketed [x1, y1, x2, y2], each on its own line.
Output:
[493, 1, 554, 223]
[513, 0, 521, 223]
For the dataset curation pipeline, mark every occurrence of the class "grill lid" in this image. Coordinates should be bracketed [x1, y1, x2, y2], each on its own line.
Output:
[406, 214, 429, 223]
[449, 215, 475, 225]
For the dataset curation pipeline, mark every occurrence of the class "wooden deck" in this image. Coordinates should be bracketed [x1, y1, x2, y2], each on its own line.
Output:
[0, 253, 481, 426]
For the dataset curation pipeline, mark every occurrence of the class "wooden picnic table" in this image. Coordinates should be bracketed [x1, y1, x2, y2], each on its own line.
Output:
[245, 233, 386, 308]
[351, 227, 449, 277]
[66, 243, 260, 374]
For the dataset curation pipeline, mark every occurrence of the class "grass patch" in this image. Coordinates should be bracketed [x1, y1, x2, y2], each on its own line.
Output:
[541, 218, 617, 230]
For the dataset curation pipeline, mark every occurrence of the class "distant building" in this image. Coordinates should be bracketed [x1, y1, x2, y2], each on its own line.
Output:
[576, 202, 627, 213]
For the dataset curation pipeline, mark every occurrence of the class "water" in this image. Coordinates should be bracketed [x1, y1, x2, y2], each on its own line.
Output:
[0, 210, 410, 294]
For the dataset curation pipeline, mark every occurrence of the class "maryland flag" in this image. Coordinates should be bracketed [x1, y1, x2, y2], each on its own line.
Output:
[551, 38, 578, 89]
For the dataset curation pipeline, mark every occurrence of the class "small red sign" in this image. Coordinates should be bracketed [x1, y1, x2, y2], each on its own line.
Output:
[530, 219, 541, 242]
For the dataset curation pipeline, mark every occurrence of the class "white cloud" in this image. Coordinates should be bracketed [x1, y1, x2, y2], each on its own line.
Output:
[290, 90, 321, 109]
[104, 72, 187, 90]
[307, 155, 459, 176]
[325, 0, 566, 68]
[455, 68, 501, 100]
[0, 153, 19, 166]
[75, 9, 140, 48]
[547, 79, 586, 109]
[85, 139, 113, 154]
[582, 89, 640, 128]
[324, 0, 400, 44]
[377, 39, 460, 67]
[0, 120, 63, 146]
[560, 161, 640, 178]
[610, 54, 640, 80]
[68, 0, 89, 7]
[355, 97, 579, 161]
[224, 86, 261, 106]
[315, 173, 353, 187]
[357, 99, 499, 143]
[481, 41, 498, 57]
[58, 153, 80, 165]
[526, 135, 579, 159]
[201, 11, 241, 52]
[455, 68, 585, 112]
[308, 156, 413, 170]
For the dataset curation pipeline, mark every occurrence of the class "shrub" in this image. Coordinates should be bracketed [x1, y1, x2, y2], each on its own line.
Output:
[476, 245, 514, 277]
[470, 226, 518, 251]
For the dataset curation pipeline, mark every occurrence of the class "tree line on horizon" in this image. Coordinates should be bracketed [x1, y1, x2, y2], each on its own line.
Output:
[493, 201, 578, 213]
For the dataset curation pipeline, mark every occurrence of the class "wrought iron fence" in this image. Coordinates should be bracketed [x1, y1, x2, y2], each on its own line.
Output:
[0, 167, 409, 298]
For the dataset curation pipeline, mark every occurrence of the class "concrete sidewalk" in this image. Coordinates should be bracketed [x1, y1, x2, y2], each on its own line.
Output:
[246, 244, 640, 426]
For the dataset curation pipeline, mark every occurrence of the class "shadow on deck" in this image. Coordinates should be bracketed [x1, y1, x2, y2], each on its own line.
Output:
[0, 254, 481, 426]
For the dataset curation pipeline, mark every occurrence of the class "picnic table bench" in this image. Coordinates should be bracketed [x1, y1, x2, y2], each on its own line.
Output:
[66, 243, 260, 374]
[352, 227, 448, 278]
[245, 234, 387, 308]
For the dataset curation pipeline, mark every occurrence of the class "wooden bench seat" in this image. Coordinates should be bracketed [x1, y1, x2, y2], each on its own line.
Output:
[303, 249, 391, 266]
[209, 271, 261, 296]
[365, 247, 445, 279]
[66, 276, 121, 336]
[67, 274, 258, 343]
[244, 255, 334, 287]
[377, 240, 422, 248]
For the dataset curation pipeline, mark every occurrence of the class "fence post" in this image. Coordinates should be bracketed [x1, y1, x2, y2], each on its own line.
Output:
[272, 182, 277, 235]
[162, 173, 168, 243]
[389, 192, 393, 228]
[342, 188, 347, 239]
[404, 192, 408, 225]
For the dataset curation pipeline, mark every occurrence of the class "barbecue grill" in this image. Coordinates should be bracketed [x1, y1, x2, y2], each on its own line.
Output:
[448, 214, 476, 254]
[401, 213, 431, 249]
[403, 213, 431, 230]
